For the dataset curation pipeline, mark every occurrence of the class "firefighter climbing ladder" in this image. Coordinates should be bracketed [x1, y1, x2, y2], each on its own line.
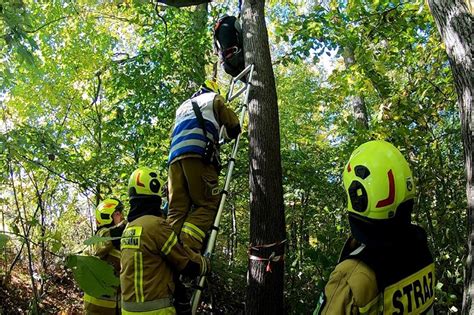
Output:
[190, 64, 254, 315]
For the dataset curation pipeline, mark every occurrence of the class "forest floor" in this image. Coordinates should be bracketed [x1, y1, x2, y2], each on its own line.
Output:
[0, 260, 245, 314]
[0, 264, 82, 314]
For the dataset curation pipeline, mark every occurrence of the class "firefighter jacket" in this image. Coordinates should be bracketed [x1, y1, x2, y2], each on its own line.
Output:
[84, 220, 126, 315]
[316, 225, 434, 315]
[120, 213, 209, 314]
[168, 91, 240, 164]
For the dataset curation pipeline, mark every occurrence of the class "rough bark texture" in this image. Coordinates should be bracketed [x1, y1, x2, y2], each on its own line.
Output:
[427, 0, 473, 312]
[343, 46, 369, 129]
[192, 3, 208, 83]
[242, 0, 286, 314]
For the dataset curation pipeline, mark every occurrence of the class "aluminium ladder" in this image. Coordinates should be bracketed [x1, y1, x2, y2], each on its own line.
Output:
[190, 64, 254, 315]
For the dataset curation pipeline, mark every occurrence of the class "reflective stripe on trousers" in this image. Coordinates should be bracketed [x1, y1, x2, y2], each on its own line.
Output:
[121, 306, 175, 315]
[122, 298, 175, 315]
[84, 293, 118, 308]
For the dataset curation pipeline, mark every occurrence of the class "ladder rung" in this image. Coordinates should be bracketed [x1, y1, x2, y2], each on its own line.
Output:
[233, 64, 254, 82]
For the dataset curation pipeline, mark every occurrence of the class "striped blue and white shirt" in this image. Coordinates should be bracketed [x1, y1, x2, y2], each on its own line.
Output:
[168, 92, 220, 164]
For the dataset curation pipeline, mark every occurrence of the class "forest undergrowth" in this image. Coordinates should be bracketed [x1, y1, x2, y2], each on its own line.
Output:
[0, 263, 82, 314]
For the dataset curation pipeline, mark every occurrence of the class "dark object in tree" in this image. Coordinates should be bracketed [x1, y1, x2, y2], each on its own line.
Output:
[426, 0, 473, 313]
[214, 15, 246, 80]
[157, 0, 210, 8]
[241, 0, 286, 314]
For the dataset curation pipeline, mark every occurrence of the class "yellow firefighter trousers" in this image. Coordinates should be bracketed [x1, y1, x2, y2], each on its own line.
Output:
[167, 157, 221, 252]
[84, 293, 120, 315]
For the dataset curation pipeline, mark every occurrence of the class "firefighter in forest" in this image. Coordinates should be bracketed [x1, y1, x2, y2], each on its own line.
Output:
[315, 140, 435, 314]
[167, 80, 240, 313]
[84, 197, 127, 315]
[167, 79, 241, 253]
[120, 167, 210, 315]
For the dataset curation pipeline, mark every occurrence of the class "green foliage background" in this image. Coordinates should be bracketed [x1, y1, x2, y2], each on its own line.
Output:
[0, 0, 465, 313]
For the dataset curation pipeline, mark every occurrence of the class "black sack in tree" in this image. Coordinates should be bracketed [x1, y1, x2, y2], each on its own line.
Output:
[214, 15, 246, 81]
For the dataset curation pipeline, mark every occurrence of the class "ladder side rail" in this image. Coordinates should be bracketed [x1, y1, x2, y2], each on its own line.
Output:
[205, 104, 246, 255]
[191, 64, 254, 315]
[190, 107, 246, 315]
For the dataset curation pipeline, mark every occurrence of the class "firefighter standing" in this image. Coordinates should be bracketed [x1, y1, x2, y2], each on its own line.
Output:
[84, 198, 126, 315]
[120, 167, 210, 315]
[315, 140, 435, 314]
[167, 80, 241, 253]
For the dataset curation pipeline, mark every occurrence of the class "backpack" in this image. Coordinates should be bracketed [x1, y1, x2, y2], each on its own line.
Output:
[214, 15, 246, 80]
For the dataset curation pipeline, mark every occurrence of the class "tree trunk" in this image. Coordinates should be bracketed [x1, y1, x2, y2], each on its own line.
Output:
[230, 203, 237, 263]
[1, 204, 6, 273]
[426, 0, 473, 312]
[38, 192, 47, 296]
[192, 3, 208, 83]
[342, 46, 369, 129]
[9, 163, 39, 312]
[242, 1, 286, 313]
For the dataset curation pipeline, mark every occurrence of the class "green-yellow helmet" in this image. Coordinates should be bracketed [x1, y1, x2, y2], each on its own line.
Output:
[95, 198, 124, 227]
[343, 140, 415, 220]
[203, 79, 221, 95]
[128, 167, 162, 199]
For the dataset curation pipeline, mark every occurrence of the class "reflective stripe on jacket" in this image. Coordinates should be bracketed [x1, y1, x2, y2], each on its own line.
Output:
[168, 92, 219, 163]
[358, 263, 435, 315]
[318, 225, 434, 315]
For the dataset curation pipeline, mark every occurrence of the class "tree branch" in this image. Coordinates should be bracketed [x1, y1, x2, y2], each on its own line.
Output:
[90, 71, 102, 109]
[14, 153, 96, 195]
[0, 230, 63, 258]
[23, 15, 75, 34]
[154, 1, 168, 37]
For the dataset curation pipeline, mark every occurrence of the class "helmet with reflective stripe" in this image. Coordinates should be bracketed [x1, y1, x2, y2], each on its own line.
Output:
[96, 198, 124, 227]
[203, 80, 221, 95]
[128, 167, 162, 199]
[343, 140, 415, 220]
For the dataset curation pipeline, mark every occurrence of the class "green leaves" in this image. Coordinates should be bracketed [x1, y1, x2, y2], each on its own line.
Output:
[0, 0, 465, 313]
[66, 255, 119, 298]
[83, 235, 120, 246]
[0, 233, 9, 251]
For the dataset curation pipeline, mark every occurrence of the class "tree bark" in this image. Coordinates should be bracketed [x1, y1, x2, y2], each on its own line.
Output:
[426, 0, 473, 312]
[9, 163, 39, 312]
[342, 46, 369, 129]
[192, 2, 208, 83]
[242, 0, 286, 313]
[1, 204, 6, 273]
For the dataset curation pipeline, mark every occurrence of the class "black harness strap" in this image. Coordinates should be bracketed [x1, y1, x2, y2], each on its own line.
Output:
[191, 101, 208, 139]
